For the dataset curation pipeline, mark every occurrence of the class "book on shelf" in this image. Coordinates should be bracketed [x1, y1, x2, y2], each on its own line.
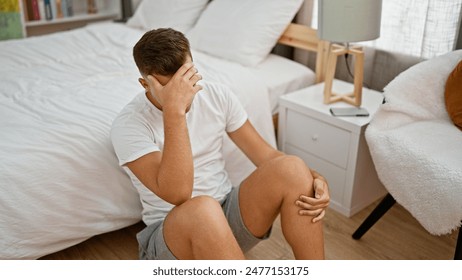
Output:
[22, 0, 76, 22]
[24, 0, 41, 21]
[61, 0, 73, 17]
[37, 0, 45, 20]
[55, 0, 63, 18]
[43, 0, 52, 20]
[87, 0, 98, 14]
[49, 0, 57, 19]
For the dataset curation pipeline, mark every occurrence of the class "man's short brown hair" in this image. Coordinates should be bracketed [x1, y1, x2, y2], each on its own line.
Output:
[133, 28, 191, 76]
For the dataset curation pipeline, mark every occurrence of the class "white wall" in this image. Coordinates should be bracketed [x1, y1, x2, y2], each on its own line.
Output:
[132, 0, 142, 10]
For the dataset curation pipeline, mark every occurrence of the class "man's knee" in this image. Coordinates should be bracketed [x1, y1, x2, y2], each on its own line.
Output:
[264, 155, 314, 197]
[186, 195, 223, 218]
[163, 195, 238, 259]
[167, 195, 226, 230]
[269, 155, 312, 181]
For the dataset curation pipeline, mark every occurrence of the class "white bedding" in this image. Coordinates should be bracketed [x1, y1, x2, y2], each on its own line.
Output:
[253, 54, 315, 114]
[0, 22, 300, 259]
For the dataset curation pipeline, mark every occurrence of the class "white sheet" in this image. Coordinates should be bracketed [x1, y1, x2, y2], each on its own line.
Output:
[0, 22, 278, 259]
[0, 23, 144, 260]
[253, 54, 316, 114]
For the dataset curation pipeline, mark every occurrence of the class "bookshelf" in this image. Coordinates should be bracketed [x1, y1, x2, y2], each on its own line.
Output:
[0, 0, 26, 41]
[22, 0, 121, 36]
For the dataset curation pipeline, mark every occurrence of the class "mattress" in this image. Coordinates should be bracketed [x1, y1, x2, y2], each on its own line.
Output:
[0, 23, 144, 260]
[253, 54, 316, 114]
[0, 21, 310, 259]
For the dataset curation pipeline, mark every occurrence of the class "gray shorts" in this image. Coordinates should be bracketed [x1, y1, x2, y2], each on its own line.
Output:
[136, 185, 271, 260]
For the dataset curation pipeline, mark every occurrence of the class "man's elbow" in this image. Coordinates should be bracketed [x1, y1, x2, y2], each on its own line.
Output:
[160, 185, 193, 206]
[169, 192, 193, 206]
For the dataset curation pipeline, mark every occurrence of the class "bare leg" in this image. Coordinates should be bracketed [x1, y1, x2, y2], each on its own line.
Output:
[239, 155, 324, 259]
[163, 195, 245, 260]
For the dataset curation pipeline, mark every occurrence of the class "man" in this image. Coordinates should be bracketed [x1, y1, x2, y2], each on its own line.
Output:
[111, 28, 329, 260]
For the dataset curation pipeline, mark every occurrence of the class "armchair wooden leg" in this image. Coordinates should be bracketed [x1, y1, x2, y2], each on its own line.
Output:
[455, 225, 462, 260]
[352, 193, 396, 240]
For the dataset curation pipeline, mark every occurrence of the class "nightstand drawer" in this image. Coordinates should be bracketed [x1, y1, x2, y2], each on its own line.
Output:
[285, 110, 351, 168]
[285, 144, 345, 206]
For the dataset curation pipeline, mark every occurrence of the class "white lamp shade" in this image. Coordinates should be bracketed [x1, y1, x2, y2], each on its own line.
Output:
[318, 0, 382, 43]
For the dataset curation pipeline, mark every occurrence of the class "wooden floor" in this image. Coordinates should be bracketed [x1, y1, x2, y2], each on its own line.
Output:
[40, 198, 459, 260]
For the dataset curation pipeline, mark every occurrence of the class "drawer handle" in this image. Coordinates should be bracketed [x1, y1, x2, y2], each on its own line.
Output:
[311, 134, 319, 141]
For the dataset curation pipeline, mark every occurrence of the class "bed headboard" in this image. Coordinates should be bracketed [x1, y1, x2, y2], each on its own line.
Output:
[278, 23, 329, 83]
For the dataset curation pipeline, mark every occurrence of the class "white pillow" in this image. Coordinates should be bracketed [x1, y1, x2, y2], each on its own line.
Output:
[126, 0, 209, 33]
[187, 0, 303, 67]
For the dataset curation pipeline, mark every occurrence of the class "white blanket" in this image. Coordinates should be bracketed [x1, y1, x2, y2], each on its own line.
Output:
[0, 22, 275, 259]
[365, 50, 462, 235]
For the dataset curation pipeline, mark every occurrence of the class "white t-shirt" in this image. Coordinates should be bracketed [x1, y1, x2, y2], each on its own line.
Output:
[111, 81, 248, 225]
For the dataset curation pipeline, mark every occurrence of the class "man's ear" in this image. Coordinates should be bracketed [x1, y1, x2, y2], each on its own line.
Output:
[138, 78, 149, 91]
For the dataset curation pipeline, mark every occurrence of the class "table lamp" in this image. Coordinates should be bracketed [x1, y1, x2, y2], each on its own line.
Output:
[318, 0, 382, 106]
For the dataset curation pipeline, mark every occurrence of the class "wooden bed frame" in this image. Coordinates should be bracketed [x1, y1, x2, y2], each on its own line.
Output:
[278, 23, 329, 83]
[273, 23, 329, 132]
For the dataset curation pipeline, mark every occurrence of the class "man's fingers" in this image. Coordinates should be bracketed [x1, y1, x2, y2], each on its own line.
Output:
[174, 62, 194, 77]
[183, 66, 198, 81]
[314, 179, 324, 191]
[190, 74, 202, 86]
[298, 204, 327, 222]
[296, 199, 329, 210]
[194, 84, 203, 94]
[312, 210, 326, 223]
[299, 194, 329, 205]
[299, 208, 323, 217]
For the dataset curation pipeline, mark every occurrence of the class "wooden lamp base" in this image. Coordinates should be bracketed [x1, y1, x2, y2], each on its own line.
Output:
[323, 44, 364, 107]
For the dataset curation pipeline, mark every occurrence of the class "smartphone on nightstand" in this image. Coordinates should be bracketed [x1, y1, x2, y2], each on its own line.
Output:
[329, 107, 370, 117]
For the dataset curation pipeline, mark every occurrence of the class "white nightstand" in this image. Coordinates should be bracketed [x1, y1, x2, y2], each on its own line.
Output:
[278, 79, 387, 217]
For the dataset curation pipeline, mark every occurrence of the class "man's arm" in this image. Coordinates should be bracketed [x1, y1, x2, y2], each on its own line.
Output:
[126, 63, 202, 206]
[228, 120, 284, 167]
[126, 111, 193, 206]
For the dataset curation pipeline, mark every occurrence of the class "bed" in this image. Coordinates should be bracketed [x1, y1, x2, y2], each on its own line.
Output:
[0, 0, 325, 259]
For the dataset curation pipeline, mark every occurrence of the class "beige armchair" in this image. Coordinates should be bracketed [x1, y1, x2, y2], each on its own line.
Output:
[352, 50, 462, 259]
